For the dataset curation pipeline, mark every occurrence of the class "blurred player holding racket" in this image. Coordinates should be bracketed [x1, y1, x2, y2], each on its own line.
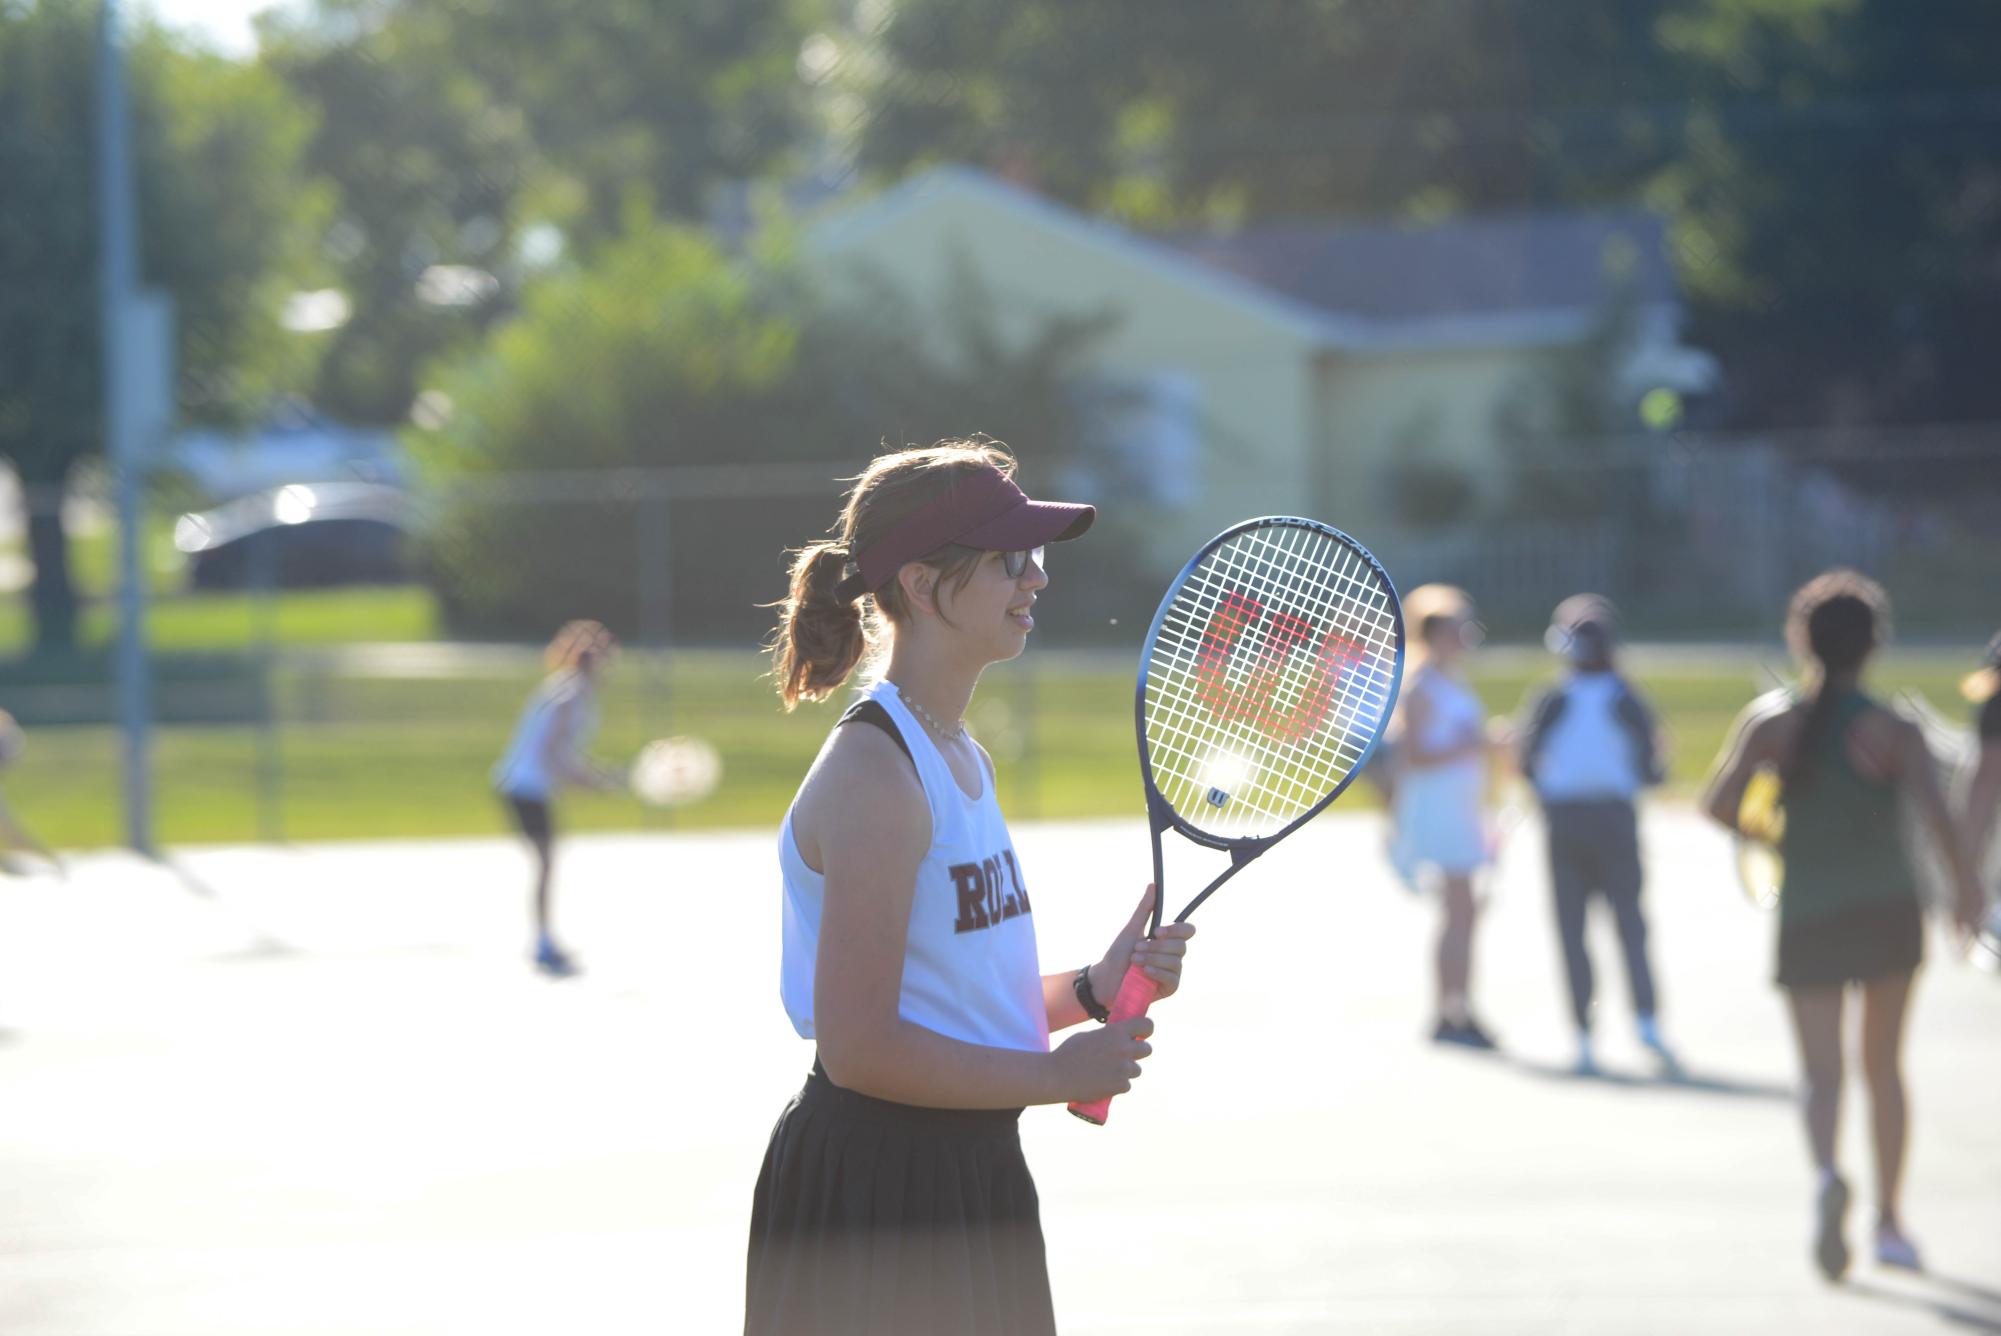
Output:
[747, 441, 1191, 1336]
[492, 619, 622, 978]
[1518, 595, 1674, 1076]
[1957, 633, 2001, 963]
[1701, 571, 1982, 1280]
[1389, 584, 1508, 1049]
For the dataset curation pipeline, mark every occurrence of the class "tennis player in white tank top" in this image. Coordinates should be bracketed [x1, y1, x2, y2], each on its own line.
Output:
[779, 679, 1049, 1054]
[747, 441, 1198, 1336]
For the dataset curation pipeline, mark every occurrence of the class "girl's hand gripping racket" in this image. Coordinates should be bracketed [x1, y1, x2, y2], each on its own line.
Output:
[1070, 517, 1404, 1125]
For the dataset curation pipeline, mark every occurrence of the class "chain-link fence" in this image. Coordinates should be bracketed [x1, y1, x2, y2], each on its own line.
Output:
[1376, 427, 2001, 632]
[4, 426, 1996, 851]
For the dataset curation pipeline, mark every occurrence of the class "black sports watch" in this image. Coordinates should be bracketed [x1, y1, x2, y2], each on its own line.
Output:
[1073, 964, 1110, 1023]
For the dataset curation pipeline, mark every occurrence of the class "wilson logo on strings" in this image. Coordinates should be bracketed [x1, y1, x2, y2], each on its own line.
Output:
[1193, 589, 1364, 742]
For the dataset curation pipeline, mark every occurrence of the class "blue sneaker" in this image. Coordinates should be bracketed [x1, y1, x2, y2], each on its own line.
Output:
[534, 942, 580, 978]
[1430, 1017, 1499, 1051]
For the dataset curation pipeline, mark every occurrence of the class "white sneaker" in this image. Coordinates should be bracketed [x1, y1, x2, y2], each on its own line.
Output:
[1638, 1016, 1681, 1074]
[1874, 1224, 1922, 1271]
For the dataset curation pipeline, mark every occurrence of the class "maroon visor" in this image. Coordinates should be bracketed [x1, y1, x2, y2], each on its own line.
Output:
[835, 465, 1095, 602]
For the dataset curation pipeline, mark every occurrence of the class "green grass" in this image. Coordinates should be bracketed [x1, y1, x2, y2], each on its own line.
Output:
[3, 506, 441, 656]
[4, 646, 1986, 851]
[0, 585, 440, 657]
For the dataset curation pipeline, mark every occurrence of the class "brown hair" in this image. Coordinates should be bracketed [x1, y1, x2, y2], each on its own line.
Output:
[546, 619, 617, 673]
[1781, 569, 1889, 795]
[768, 438, 1016, 709]
[1403, 583, 1475, 668]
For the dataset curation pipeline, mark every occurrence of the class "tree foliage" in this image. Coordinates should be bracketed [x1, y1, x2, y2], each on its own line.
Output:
[258, 6, 537, 425]
[857, 0, 2001, 426]
[0, 0, 324, 652]
[857, 1, 1681, 224]
[408, 221, 1123, 639]
[1654, 0, 2001, 424]
[261, 0, 825, 426]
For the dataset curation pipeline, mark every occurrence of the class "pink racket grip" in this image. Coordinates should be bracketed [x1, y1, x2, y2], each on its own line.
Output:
[1067, 964, 1161, 1126]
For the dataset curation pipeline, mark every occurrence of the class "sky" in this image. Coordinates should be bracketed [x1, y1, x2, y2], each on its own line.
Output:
[143, 0, 289, 56]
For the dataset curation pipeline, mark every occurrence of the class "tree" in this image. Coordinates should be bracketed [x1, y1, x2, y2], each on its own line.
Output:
[0, 0, 324, 654]
[258, 4, 538, 426]
[1655, 0, 2001, 425]
[1493, 281, 1652, 523]
[261, 0, 825, 426]
[856, 0, 2001, 428]
[444, 0, 824, 240]
[408, 220, 1123, 639]
[855, 0, 1681, 225]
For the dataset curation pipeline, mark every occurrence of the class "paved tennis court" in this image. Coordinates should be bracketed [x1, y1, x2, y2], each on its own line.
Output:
[3, 807, 1996, 1334]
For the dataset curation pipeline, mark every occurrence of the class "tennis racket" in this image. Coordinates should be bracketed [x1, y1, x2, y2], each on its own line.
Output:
[1070, 517, 1404, 1125]
[1735, 767, 1784, 909]
[1730, 682, 1794, 909]
[629, 736, 723, 807]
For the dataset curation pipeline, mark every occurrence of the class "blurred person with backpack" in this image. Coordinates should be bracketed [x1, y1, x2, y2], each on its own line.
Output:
[1517, 596, 1672, 1076]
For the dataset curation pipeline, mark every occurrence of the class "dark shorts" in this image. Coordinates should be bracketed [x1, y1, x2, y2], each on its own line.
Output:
[1777, 896, 1923, 989]
[745, 1060, 1053, 1336]
[502, 794, 552, 846]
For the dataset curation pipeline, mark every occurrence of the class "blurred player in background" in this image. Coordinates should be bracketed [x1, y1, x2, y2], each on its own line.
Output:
[1702, 571, 1981, 1279]
[1518, 596, 1674, 1076]
[1389, 584, 1507, 1050]
[493, 620, 620, 977]
[0, 710, 63, 877]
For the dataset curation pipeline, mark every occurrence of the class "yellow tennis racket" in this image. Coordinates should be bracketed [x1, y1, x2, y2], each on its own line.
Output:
[1736, 767, 1784, 910]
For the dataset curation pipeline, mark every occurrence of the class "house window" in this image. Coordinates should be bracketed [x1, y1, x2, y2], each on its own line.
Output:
[1073, 371, 1203, 505]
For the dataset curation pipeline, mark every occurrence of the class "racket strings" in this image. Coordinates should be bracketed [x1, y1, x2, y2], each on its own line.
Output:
[1144, 523, 1399, 839]
[1148, 532, 1383, 818]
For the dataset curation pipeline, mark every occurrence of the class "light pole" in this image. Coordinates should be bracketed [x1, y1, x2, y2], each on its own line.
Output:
[97, 0, 153, 854]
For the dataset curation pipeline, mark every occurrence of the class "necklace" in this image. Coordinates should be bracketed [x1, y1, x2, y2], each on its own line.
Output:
[897, 688, 965, 741]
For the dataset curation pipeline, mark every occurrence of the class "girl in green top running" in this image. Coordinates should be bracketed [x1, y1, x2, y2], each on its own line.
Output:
[1703, 570, 1982, 1282]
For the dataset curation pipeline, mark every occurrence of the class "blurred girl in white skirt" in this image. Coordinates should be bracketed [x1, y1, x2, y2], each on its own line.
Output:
[1389, 584, 1508, 1048]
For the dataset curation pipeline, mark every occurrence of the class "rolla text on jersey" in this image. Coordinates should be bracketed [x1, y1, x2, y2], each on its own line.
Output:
[949, 848, 1032, 934]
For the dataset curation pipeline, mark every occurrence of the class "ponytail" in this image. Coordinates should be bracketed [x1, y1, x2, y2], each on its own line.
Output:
[1781, 675, 1841, 796]
[770, 541, 867, 710]
[1779, 569, 1888, 797]
[764, 437, 1022, 710]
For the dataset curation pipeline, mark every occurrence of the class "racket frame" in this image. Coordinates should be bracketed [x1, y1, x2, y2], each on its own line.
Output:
[1132, 514, 1406, 931]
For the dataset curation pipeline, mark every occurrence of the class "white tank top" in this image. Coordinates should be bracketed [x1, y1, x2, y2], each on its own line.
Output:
[492, 672, 593, 800]
[1410, 665, 1485, 753]
[777, 680, 1048, 1054]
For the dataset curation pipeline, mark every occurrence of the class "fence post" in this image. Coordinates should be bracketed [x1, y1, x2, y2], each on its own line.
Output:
[250, 529, 284, 843]
[636, 487, 673, 828]
[99, 0, 156, 855]
[1019, 648, 1040, 821]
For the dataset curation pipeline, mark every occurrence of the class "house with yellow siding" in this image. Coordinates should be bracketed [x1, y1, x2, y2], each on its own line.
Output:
[803, 166, 1713, 564]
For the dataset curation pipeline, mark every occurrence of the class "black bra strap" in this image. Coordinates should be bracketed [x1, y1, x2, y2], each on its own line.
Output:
[838, 697, 913, 764]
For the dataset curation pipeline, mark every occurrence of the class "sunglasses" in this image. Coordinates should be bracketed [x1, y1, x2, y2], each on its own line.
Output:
[1001, 546, 1046, 579]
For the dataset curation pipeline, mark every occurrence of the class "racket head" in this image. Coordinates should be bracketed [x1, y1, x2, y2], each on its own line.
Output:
[630, 735, 722, 807]
[1134, 517, 1404, 912]
[1736, 767, 1784, 909]
[1736, 840, 1783, 910]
